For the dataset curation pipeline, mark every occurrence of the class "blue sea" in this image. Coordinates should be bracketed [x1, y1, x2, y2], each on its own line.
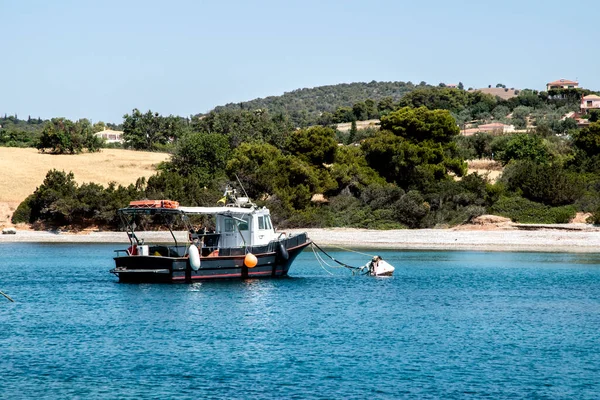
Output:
[1, 243, 600, 399]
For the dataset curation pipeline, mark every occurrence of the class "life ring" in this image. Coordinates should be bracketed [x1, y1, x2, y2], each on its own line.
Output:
[188, 245, 201, 271]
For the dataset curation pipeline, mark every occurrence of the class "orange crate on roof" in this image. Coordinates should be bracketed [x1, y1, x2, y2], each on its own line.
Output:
[129, 200, 179, 209]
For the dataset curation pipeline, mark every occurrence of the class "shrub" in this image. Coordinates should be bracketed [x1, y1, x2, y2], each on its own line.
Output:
[501, 161, 584, 206]
[490, 196, 576, 224]
[11, 196, 33, 224]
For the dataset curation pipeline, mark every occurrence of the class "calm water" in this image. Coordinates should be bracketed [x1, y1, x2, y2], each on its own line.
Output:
[1, 244, 600, 399]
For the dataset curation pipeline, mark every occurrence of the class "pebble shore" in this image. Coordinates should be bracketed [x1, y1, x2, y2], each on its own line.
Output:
[2, 226, 600, 253]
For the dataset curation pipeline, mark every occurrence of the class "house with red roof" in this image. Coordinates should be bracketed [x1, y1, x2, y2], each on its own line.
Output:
[581, 94, 600, 114]
[546, 79, 579, 91]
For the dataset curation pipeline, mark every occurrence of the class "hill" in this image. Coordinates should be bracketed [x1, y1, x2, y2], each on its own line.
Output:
[211, 81, 428, 125]
[0, 148, 169, 227]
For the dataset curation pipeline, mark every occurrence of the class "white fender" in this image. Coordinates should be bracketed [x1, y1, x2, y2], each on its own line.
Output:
[189, 245, 201, 271]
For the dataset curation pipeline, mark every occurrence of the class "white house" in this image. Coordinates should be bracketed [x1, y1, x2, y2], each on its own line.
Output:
[95, 128, 124, 144]
[581, 94, 600, 113]
[547, 79, 579, 91]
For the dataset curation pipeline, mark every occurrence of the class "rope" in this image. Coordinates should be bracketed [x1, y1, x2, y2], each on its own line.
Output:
[311, 245, 334, 275]
[0, 290, 14, 302]
[312, 246, 344, 269]
[326, 245, 376, 258]
[311, 242, 364, 272]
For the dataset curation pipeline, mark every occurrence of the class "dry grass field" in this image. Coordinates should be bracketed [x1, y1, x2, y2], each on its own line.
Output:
[336, 119, 380, 132]
[467, 159, 503, 182]
[0, 148, 169, 227]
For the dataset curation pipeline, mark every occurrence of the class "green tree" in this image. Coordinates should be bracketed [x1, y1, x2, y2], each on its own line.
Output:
[226, 143, 319, 211]
[122, 109, 187, 150]
[285, 126, 338, 166]
[328, 146, 386, 197]
[379, 106, 461, 145]
[363, 107, 466, 189]
[352, 102, 369, 121]
[511, 106, 532, 129]
[492, 105, 510, 120]
[21, 170, 78, 225]
[167, 132, 231, 184]
[37, 118, 102, 154]
[377, 97, 395, 115]
[496, 134, 550, 165]
[192, 109, 293, 149]
[572, 122, 600, 156]
[501, 161, 583, 206]
[333, 106, 355, 123]
[348, 121, 357, 144]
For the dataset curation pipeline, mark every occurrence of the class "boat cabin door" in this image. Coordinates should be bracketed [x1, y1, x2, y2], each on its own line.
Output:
[218, 215, 252, 248]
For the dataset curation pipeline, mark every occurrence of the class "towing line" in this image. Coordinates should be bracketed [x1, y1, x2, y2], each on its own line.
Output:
[310, 242, 396, 277]
[311, 242, 369, 275]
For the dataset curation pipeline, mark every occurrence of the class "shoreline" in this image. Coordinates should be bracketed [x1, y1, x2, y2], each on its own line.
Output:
[2, 227, 600, 253]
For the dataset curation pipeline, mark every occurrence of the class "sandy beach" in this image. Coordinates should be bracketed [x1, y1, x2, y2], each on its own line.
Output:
[2, 226, 600, 253]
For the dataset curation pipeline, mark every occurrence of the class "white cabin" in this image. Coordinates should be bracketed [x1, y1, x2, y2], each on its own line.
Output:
[179, 206, 278, 248]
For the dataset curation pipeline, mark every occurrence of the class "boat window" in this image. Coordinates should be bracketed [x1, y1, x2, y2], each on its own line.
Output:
[238, 219, 248, 231]
[266, 215, 273, 230]
[258, 216, 265, 230]
[224, 217, 235, 232]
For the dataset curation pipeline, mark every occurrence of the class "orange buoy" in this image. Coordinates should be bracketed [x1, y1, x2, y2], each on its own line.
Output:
[244, 253, 258, 268]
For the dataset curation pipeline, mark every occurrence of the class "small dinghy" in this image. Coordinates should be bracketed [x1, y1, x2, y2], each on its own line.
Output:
[361, 255, 395, 277]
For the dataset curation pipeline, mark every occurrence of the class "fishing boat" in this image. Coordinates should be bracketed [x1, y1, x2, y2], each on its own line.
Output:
[110, 187, 311, 283]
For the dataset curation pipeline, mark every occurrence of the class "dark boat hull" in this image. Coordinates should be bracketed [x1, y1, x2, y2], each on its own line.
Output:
[111, 238, 310, 283]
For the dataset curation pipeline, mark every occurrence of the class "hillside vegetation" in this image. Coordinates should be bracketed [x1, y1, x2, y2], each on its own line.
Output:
[210, 81, 426, 126]
[5, 83, 600, 230]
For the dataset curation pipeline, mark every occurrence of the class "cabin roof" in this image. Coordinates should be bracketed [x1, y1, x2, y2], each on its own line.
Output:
[119, 205, 265, 216]
[179, 206, 262, 215]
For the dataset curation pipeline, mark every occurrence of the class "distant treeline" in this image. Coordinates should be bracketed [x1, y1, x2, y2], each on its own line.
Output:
[211, 81, 428, 127]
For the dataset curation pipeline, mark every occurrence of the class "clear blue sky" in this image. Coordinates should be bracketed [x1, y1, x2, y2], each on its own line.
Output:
[2, 0, 597, 123]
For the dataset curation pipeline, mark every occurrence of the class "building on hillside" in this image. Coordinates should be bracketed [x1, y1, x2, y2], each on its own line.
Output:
[468, 87, 519, 100]
[445, 83, 458, 89]
[580, 94, 600, 114]
[462, 123, 515, 136]
[477, 123, 515, 134]
[95, 128, 124, 144]
[546, 79, 579, 91]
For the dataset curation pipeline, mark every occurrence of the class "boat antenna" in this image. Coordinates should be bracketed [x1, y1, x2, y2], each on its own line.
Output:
[234, 174, 249, 199]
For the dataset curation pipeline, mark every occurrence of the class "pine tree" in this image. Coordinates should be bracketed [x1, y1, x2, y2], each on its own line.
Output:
[348, 120, 357, 144]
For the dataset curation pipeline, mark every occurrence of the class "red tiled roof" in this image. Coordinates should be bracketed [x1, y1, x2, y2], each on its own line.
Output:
[547, 79, 578, 85]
